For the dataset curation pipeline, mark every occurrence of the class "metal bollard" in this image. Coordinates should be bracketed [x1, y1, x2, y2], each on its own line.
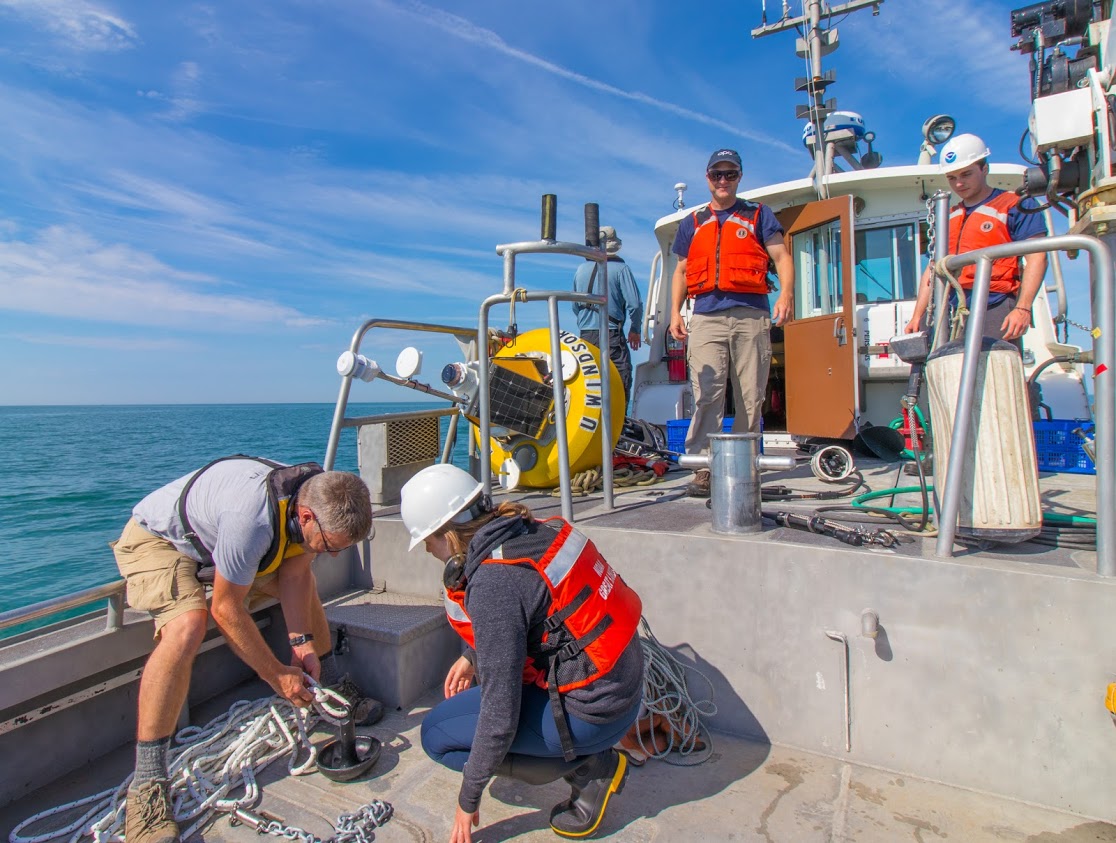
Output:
[679, 433, 795, 534]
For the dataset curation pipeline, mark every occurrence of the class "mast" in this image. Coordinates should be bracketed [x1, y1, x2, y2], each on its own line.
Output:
[753, 0, 884, 199]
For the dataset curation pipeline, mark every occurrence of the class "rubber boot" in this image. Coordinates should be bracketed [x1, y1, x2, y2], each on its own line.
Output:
[494, 753, 583, 786]
[548, 749, 628, 839]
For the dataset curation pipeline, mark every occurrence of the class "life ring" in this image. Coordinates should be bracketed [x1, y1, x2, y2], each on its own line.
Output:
[479, 328, 624, 488]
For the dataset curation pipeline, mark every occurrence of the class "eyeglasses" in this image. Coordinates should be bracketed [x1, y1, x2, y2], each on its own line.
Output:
[310, 511, 345, 554]
[707, 170, 741, 183]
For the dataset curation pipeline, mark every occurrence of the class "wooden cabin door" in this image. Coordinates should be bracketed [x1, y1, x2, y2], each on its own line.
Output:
[776, 195, 858, 440]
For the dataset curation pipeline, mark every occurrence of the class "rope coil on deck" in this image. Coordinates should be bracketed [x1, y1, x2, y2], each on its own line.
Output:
[549, 466, 663, 497]
[9, 684, 391, 843]
[620, 617, 717, 767]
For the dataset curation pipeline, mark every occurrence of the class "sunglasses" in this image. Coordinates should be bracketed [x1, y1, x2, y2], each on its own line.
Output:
[310, 510, 346, 554]
[707, 170, 741, 183]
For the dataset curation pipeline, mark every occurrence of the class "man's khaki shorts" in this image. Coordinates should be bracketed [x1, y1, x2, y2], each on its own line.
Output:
[111, 518, 279, 637]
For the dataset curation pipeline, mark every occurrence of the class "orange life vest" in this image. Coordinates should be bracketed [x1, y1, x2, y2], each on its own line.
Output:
[684, 201, 771, 297]
[442, 518, 642, 757]
[948, 191, 1024, 294]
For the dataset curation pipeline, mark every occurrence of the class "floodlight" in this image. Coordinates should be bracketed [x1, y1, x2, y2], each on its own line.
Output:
[922, 114, 956, 145]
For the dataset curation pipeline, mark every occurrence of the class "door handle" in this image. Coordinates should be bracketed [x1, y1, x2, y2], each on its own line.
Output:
[833, 316, 847, 346]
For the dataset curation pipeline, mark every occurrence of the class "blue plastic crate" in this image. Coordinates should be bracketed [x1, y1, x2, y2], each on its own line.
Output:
[1033, 419, 1095, 475]
[665, 417, 736, 460]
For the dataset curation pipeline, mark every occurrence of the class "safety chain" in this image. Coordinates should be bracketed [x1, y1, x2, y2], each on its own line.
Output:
[1064, 315, 1099, 336]
[925, 195, 936, 260]
[227, 801, 393, 843]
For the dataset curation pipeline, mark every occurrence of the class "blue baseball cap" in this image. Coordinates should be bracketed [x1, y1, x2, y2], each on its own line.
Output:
[707, 148, 742, 170]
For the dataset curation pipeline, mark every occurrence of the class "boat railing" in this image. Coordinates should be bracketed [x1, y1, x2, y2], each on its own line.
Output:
[323, 233, 615, 522]
[643, 250, 662, 346]
[0, 579, 126, 638]
[932, 233, 1114, 575]
[323, 319, 479, 473]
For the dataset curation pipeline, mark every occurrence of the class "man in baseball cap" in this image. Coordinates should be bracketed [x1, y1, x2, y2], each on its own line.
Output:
[669, 148, 793, 497]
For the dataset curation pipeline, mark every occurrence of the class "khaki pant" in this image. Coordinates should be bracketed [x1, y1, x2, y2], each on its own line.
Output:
[685, 306, 771, 453]
[112, 519, 328, 645]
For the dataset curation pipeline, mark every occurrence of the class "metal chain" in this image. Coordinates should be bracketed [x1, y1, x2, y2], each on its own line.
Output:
[1064, 315, 1098, 335]
[228, 800, 393, 843]
[925, 196, 936, 259]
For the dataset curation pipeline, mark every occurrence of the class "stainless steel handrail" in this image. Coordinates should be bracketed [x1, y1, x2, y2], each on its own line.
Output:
[933, 234, 1114, 577]
[0, 580, 126, 635]
[482, 234, 613, 521]
[324, 320, 477, 470]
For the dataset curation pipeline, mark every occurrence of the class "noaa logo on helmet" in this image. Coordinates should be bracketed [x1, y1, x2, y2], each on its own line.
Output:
[980, 221, 994, 233]
[943, 151, 957, 163]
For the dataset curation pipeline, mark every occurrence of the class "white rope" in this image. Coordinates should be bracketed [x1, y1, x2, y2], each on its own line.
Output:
[628, 617, 718, 767]
[9, 682, 382, 843]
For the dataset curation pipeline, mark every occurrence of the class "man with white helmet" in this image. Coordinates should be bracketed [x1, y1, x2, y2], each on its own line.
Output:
[904, 133, 1048, 344]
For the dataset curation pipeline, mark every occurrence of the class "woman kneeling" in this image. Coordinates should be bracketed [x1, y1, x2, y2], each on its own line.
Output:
[400, 464, 644, 842]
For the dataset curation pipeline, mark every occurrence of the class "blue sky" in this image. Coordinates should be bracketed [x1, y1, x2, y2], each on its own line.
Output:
[0, 0, 1089, 404]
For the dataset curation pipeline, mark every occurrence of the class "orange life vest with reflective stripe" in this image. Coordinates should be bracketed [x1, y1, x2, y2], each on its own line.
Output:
[684, 201, 771, 296]
[948, 191, 1023, 294]
[443, 518, 642, 693]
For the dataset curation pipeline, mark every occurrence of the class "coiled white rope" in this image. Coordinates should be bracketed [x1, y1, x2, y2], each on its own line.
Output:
[628, 618, 717, 767]
[9, 682, 386, 843]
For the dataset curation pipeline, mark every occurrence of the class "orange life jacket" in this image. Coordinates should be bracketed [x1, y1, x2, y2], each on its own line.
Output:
[684, 201, 771, 296]
[948, 191, 1024, 294]
[443, 518, 642, 758]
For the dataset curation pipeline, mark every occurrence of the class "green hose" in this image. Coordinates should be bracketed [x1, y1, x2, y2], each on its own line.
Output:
[852, 485, 935, 516]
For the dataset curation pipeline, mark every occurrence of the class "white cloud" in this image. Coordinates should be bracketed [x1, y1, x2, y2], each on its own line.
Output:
[850, 0, 1027, 110]
[0, 0, 138, 51]
[379, 0, 797, 154]
[0, 225, 316, 329]
[4, 331, 192, 350]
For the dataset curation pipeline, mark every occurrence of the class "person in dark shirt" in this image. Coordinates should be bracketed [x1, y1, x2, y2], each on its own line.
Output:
[400, 463, 644, 843]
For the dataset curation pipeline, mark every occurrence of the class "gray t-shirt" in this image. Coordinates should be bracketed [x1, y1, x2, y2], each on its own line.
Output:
[132, 458, 282, 586]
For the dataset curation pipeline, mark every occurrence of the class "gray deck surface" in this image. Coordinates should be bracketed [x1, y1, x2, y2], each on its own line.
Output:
[2, 452, 1107, 842]
[5, 676, 1115, 843]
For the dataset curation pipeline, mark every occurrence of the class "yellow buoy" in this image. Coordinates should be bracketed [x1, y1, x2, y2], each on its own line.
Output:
[476, 328, 624, 488]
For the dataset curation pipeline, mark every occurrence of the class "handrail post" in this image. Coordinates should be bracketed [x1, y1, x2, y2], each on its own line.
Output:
[106, 591, 125, 631]
[548, 296, 575, 520]
[936, 234, 1113, 576]
[934, 256, 993, 558]
[930, 190, 951, 350]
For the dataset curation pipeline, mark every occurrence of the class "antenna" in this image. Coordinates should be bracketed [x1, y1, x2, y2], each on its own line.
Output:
[752, 0, 886, 197]
[673, 182, 688, 210]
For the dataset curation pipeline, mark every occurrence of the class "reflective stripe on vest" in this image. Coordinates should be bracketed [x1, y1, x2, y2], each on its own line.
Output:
[948, 191, 1023, 294]
[442, 519, 641, 693]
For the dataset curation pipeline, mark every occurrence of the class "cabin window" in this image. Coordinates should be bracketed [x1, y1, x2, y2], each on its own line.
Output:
[791, 219, 842, 319]
[854, 223, 918, 303]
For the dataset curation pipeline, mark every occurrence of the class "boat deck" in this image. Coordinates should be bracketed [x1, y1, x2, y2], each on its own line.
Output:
[477, 448, 1100, 576]
[2, 451, 1109, 842]
[4, 676, 1114, 843]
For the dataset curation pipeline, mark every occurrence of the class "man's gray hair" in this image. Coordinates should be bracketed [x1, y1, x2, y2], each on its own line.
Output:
[300, 472, 373, 541]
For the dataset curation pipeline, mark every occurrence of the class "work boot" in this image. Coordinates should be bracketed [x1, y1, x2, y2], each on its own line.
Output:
[125, 778, 179, 843]
[494, 753, 582, 785]
[331, 675, 385, 727]
[685, 469, 710, 498]
[549, 749, 629, 838]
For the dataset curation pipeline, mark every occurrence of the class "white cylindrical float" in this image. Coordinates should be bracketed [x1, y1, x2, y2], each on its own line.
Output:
[925, 337, 1042, 543]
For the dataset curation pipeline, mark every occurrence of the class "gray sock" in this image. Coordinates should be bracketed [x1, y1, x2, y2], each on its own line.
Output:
[319, 652, 341, 686]
[135, 737, 171, 783]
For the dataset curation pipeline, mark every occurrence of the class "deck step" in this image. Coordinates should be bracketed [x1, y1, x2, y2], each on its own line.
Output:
[323, 590, 460, 710]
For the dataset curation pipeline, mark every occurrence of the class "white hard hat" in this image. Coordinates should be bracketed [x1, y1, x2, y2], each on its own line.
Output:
[939, 133, 990, 174]
[400, 463, 485, 551]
